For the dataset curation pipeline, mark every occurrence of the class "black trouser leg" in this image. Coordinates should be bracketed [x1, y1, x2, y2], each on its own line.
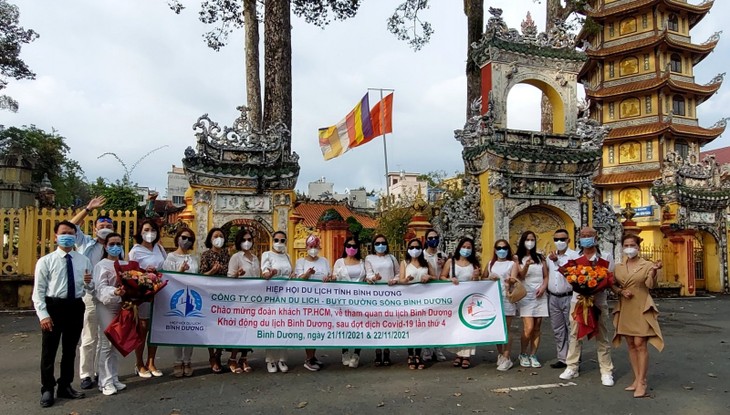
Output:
[58, 300, 84, 387]
[40, 324, 62, 393]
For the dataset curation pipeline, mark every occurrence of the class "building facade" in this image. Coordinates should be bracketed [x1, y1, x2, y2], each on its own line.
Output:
[166, 165, 189, 206]
[580, 0, 728, 294]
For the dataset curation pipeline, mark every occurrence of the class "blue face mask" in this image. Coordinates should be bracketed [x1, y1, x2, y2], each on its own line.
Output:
[57, 234, 75, 248]
[496, 249, 508, 259]
[459, 248, 472, 257]
[374, 244, 387, 254]
[106, 245, 123, 258]
[579, 237, 596, 248]
[426, 238, 439, 248]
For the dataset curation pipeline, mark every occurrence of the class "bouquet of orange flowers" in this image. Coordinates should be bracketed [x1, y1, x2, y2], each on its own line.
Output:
[563, 263, 613, 340]
[114, 261, 167, 305]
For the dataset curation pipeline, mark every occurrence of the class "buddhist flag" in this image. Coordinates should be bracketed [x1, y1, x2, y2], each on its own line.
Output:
[318, 92, 394, 160]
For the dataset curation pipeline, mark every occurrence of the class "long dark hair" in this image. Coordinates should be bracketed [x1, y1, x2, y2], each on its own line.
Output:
[101, 232, 124, 260]
[341, 236, 362, 260]
[452, 237, 480, 268]
[235, 227, 253, 252]
[516, 231, 542, 264]
[134, 219, 160, 245]
[204, 227, 227, 249]
[405, 238, 428, 268]
[489, 239, 513, 272]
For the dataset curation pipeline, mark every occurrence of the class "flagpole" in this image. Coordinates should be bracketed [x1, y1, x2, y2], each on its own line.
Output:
[368, 87, 394, 207]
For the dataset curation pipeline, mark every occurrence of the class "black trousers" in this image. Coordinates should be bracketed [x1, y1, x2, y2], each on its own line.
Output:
[40, 297, 84, 392]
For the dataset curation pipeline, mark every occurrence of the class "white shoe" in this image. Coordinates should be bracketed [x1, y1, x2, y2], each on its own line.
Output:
[349, 354, 360, 368]
[112, 380, 126, 391]
[342, 353, 351, 366]
[529, 355, 542, 368]
[435, 349, 447, 362]
[277, 361, 289, 373]
[601, 374, 615, 387]
[518, 353, 531, 367]
[497, 357, 513, 372]
[101, 384, 117, 396]
[496, 354, 506, 367]
[559, 368, 579, 380]
[267, 362, 278, 373]
[303, 359, 320, 372]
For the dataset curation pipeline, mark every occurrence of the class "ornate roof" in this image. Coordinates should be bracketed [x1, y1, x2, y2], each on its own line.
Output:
[585, 72, 724, 102]
[293, 202, 377, 229]
[584, 0, 713, 27]
[606, 118, 727, 142]
[585, 30, 718, 60]
[594, 169, 661, 186]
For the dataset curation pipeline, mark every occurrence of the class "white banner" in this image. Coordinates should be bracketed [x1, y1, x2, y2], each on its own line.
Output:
[149, 273, 507, 348]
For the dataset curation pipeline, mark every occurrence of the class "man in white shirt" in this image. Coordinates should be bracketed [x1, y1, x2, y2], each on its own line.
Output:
[69, 196, 109, 390]
[421, 229, 447, 362]
[32, 220, 93, 407]
[546, 229, 579, 369]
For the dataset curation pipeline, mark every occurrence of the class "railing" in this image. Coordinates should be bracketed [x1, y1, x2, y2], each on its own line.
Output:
[1, 207, 137, 278]
[639, 244, 672, 263]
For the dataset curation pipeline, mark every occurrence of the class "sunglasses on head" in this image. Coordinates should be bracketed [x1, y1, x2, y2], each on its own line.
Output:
[274, 238, 286, 243]
[426, 236, 438, 241]
[107, 242, 122, 247]
[345, 243, 358, 248]
[180, 236, 194, 241]
[97, 217, 113, 224]
[374, 241, 387, 246]
[554, 237, 568, 242]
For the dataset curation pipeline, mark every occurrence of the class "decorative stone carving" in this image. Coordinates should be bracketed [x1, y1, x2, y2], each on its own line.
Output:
[702, 30, 722, 46]
[705, 72, 725, 86]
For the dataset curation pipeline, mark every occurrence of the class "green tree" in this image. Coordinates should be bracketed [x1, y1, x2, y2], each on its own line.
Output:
[89, 177, 140, 213]
[0, 125, 88, 207]
[0, 0, 39, 112]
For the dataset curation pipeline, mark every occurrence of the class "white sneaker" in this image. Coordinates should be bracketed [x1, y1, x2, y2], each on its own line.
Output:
[267, 362, 278, 373]
[496, 354, 506, 367]
[342, 353, 351, 366]
[559, 368, 579, 380]
[518, 353, 531, 367]
[529, 355, 542, 368]
[112, 380, 126, 391]
[435, 349, 447, 362]
[601, 374, 615, 387]
[349, 354, 360, 368]
[497, 357, 514, 372]
[277, 361, 289, 373]
[101, 384, 117, 396]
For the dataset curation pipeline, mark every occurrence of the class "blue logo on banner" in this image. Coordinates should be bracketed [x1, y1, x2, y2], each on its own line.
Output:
[166, 286, 204, 318]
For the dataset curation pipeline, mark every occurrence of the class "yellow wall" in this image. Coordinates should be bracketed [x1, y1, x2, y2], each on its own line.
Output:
[703, 231, 722, 292]
[479, 172, 496, 262]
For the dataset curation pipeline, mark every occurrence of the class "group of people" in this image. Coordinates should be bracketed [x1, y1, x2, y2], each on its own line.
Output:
[32, 196, 665, 408]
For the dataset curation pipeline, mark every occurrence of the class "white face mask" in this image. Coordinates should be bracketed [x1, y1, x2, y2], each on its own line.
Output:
[142, 231, 157, 243]
[307, 248, 319, 257]
[273, 242, 286, 253]
[241, 241, 253, 251]
[97, 228, 113, 240]
[212, 237, 225, 248]
[554, 240, 568, 251]
[623, 247, 639, 258]
[408, 248, 423, 258]
[524, 240, 536, 250]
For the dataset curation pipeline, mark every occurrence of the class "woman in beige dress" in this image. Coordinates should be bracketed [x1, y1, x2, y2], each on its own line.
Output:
[611, 233, 664, 398]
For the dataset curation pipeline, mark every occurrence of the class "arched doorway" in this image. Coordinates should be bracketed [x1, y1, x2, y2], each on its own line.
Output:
[509, 206, 575, 254]
[221, 218, 271, 257]
[695, 230, 720, 292]
[504, 78, 567, 134]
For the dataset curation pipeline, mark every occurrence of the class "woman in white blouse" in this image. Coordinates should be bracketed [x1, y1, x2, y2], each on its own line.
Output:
[364, 234, 400, 366]
[333, 236, 366, 368]
[93, 232, 128, 396]
[161, 227, 199, 378]
[226, 228, 260, 373]
[399, 238, 437, 370]
[295, 235, 333, 372]
[260, 230, 293, 373]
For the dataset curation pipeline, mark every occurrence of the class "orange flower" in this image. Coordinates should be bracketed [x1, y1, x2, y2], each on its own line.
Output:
[587, 279, 598, 288]
[577, 275, 587, 284]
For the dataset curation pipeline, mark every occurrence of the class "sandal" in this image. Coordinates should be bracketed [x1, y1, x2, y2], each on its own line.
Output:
[374, 350, 383, 367]
[461, 358, 471, 369]
[408, 356, 416, 370]
[239, 357, 253, 373]
[453, 357, 463, 367]
[228, 358, 243, 374]
[383, 350, 391, 366]
[209, 356, 222, 374]
[416, 356, 425, 370]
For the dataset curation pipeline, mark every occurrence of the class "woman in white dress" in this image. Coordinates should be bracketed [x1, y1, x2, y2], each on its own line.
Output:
[332, 236, 366, 368]
[399, 238, 436, 370]
[483, 239, 519, 371]
[440, 237, 482, 369]
[295, 235, 333, 372]
[261, 230, 293, 373]
[128, 219, 167, 378]
[161, 227, 199, 378]
[227, 227, 260, 373]
[515, 231, 549, 369]
[93, 232, 128, 396]
[364, 234, 400, 366]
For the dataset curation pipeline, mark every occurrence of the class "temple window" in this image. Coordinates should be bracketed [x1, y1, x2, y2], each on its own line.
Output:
[619, 141, 642, 163]
[620, 98, 641, 118]
[643, 54, 650, 70]
[670, 54, 682, 73]
[675, 139, 689, 159]
[672, 95, 686, 116]
[645, 96, 652, 113]
[620, 17, 637, 35]
[620, 57, 639, 76]
[667, 14, 679, 32]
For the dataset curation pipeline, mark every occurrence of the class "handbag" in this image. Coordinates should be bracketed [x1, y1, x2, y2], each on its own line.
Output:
[506, 277, 527, 303]
[104, 306, 144, 357]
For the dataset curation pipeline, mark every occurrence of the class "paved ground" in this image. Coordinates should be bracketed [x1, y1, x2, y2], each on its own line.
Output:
[1, 296, 729, 415]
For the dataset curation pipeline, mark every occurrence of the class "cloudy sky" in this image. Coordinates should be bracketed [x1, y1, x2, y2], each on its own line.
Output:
[2, 0, 729, 198]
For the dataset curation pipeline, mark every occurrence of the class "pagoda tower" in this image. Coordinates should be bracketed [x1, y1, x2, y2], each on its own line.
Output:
[579, 0, 729, 294]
